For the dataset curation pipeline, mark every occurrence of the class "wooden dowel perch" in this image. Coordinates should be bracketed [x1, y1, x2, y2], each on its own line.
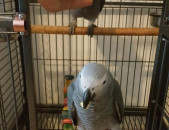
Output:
[31, 25, 159, 36]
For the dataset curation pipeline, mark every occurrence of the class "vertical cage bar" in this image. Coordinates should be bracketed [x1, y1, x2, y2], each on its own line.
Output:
[137, 9, 151, 106]
[119, 7, 128, 86]
[96, 18, 98, 64]
[108, 8, 114, 71]
[131, 8, 143, 106]
[33, 5, 41, 104]
[146, 0, 169, 129]
[75, 29, 78, 76]
[114, 3, 122, 77]
[62, 11, 65, 99]
[125, 8, 136, 105]
[102, 8, 106, 65]
[48, 13, 53, 104]
[1, 0, 5, 12]
[143, 36, 154, 106]
[14, 40, 24, 109]
[155, 39, 169, 129]
[40, 6, 47, 104]
[82, 19, 84, 66]
[14, 0, 37, 129]
[69, 10, 72, 75]
[55, 17, 59, 105]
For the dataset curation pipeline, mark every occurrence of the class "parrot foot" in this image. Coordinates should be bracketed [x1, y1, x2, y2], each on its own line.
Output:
[69, 21, 77, 35]
[87, 24, 97, 37]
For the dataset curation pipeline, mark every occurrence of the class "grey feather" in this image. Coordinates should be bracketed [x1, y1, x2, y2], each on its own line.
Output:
[72, 0, 105, 20]
[69, 0, 105, 36]
[67, 82, 77, 125]
[67, 63, 124, 130]
[112, 78, 124, 123]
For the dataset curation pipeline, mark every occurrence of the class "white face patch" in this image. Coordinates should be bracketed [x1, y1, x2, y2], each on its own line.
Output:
[94, 73, 108, 92]
[80, 73, 93, 92]
[80, 69, 108, 93]
[98, 73, 107, 85]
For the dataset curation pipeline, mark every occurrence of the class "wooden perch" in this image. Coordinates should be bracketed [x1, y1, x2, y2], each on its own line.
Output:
[31, 25, 159, 36]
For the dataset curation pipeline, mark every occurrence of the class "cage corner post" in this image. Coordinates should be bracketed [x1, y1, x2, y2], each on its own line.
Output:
[146, 0, 169, 129]
[15, 0, 37, 129]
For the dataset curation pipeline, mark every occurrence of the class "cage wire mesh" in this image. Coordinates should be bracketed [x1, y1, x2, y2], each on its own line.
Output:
[0, 0, 15, 12]
[0, 0, 168, 130]
[0, 0, 25, 130]
[29, 0, 163, 129]
[163, 86, 169, 128]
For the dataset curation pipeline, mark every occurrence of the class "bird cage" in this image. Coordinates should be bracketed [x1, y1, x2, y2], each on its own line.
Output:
[0, 0, 169, 130]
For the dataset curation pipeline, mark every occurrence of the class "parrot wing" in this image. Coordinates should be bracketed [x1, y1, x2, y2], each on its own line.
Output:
[100, 0, 105, 12]
[67, 82, 77, 126]
[112, 79, 124, 123]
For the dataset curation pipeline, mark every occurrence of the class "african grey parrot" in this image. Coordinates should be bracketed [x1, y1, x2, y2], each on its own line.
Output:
[67, 63, 124, 130]
[69, 0, 105, 37]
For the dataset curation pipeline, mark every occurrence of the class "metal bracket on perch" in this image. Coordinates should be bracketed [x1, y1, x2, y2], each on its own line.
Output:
[13, 13, 26, 35]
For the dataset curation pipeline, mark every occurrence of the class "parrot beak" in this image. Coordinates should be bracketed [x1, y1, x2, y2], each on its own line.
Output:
[82, 88, 92, 109]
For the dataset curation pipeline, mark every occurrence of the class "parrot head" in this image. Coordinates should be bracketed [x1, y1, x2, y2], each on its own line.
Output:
[79, 63, 112, 109]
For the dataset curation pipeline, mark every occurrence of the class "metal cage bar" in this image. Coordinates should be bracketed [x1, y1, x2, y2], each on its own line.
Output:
[14, 0, 38, 129]
[146, 0, 169, 129]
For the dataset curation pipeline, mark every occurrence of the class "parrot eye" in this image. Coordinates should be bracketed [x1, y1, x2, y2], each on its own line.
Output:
[103, 80, 106, 85]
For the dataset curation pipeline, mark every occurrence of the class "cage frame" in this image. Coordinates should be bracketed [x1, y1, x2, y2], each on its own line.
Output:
[0, 0, 169, 129]
[0, 0, 32, 130]
[14, 0, 37, 129]
[146, 0, 169, 129]
[12, 0, 169, 129]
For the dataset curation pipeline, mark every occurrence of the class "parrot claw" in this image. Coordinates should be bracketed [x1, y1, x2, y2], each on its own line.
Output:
[87, 24, 97, 37]
[69, 22, 77, 35]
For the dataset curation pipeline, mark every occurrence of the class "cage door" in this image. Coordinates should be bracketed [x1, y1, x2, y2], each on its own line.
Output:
[146, 0, 169, 129]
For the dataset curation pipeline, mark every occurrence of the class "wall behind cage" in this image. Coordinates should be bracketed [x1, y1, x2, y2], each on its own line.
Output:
[30, 3, 162, 107]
